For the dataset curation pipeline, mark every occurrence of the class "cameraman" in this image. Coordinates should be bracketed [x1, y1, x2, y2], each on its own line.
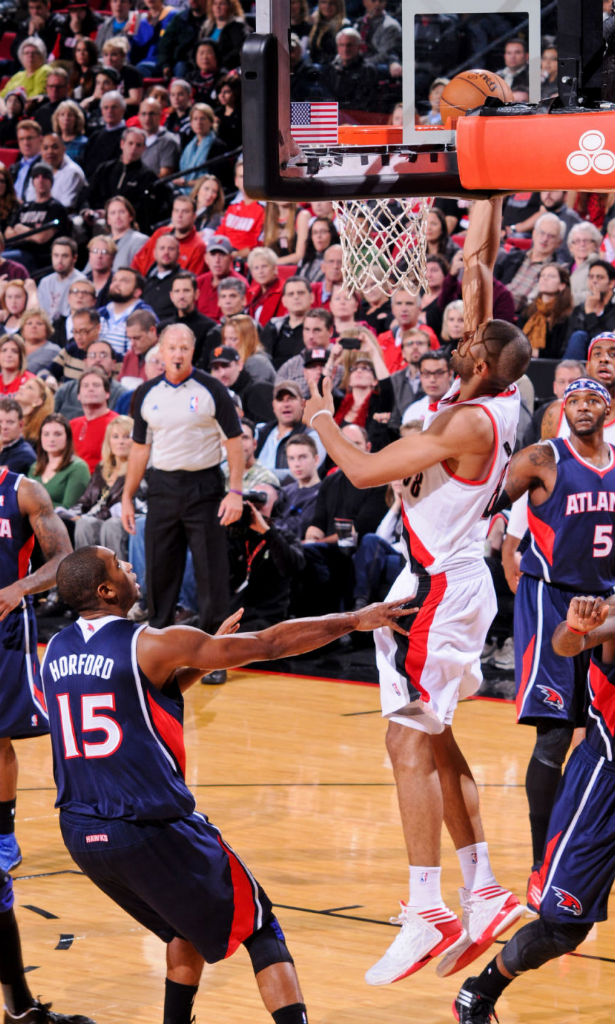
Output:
[227, 483, 306, 630]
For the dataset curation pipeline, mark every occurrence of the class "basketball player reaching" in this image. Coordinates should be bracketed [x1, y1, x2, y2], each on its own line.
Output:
[497, 377, 615, 911]
[40, 546, 413, 1024]
[303, 197, 531, 983]
[454, 594, 614, 1023]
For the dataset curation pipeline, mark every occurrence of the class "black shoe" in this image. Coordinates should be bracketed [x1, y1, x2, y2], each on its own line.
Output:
[36, 590, 68, 618]
[4, 1000, 96, 1023]
[201, 669, 227, 685]
[454, 979, 499, 1023]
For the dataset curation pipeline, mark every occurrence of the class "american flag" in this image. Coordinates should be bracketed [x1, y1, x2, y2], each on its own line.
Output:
[290, 102, 339, 145]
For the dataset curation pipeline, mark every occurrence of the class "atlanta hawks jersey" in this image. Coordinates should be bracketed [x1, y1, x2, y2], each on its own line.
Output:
[557, 402, 615, 443]
[0, 468, 47, 738]
[400, 380, 521, 574]
[41, 616, 196, 820]
[520, 438, 615, 591]
[586, 653, 615, 760]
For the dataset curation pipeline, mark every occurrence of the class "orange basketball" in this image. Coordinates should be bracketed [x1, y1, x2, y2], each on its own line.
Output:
[439, 69, 514, 126]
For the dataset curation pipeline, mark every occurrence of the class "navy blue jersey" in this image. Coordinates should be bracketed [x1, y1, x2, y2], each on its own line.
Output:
[0, 468, 35, 587]
[586, 653, 615, 760]
[520, 438, 615, 591]
[41, 617, 196, 820]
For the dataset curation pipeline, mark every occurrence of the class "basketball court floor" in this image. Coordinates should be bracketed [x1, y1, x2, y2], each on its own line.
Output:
[12, 668, 613, 1023]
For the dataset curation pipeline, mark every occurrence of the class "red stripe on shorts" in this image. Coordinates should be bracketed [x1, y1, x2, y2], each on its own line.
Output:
[404, 573, 447, 701]
[516, 634, 536, 718]
[217, 835, 257, 958]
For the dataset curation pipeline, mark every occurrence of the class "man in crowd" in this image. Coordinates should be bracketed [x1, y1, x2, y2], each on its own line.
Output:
[388, 327, 432, 430]
[377, 290, 423, 373]
[32, 66, 70, 133]
[209, 345, 273, 423]
[564, 260, 615, 357]
[119, 310, 159, 386]
[263, 277, 314, 370]
[322, 28, 379, 111]
[40, 131, 86, 211]
[159, 272, 216, 367]
[311, 245, 344, 308]
[56, 338, 126, 420]
[497, 37, 529, 90]
[0, 399, 36, 474]
[141, 234, 182, 320]
[275, 309, 335, 397]
[4, 162, 69, 272]
[133, 195, 206, 277]
[354, 0, 402, 76]
[196, 239, 247, 321]
[50, 308, 102, 383]
[278, 434, 322, 542]
[217, 158, 265, 259]
[10, 119, 42, 201]
[255, 381, 327, 482]
[84, 127, 159, 234]
[70, 368, 118, 472]
[82, 91, 126, 178]
[51, 279, 97, 349]
[495, 212, 564, 313]
[138, 97, 180, 178]
[100, 267, 155, 358]
[402, 349, 454, 424]
[37, 237, 85, 323]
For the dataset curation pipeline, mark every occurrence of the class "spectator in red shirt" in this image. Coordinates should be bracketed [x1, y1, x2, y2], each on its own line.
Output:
[310, 244, 343, 308]
[217, 157, 265, 259]
[377, 288, 424, 373]
[70, 367, 118, 472]
[246, 247, 286, 327]
[132, 194, 206, 276]
[0, 335, 35, 396]
[196, 235, 247, 319]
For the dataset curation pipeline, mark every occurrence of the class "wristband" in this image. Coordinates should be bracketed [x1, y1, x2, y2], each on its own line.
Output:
[229, 489, 243, 496]
[566, 624, 588, 635]
[310, 409, 334, 427]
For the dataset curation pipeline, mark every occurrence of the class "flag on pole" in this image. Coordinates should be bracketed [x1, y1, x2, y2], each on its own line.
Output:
[290, 102, 339, 145]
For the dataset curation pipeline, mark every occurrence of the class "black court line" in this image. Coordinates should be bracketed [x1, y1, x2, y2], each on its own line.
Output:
[14, 870, 83, 880]
[273, 904, 615, 965]
[55, 934, 74, 950]
[23, 905, 58, 919]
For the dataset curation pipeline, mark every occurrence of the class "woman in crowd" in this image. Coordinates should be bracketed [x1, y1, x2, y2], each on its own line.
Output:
[221, 315, 275, 384]
[69, 37, 99, 101]
[0, 281, 36, 335]
[291, 0, 312, 49]
[425, 206, 459, 261]
[439, 299, 464, 355]
[309, 0, 348, 65]
[101, 36, 144, 114]
[200, 0, 250, 71]
[332, 344, 393, 451]
[55, 4, 101, 62]
[0, 37, 50, 101]
[0, 170, 20, 235]
[215, 74, 242, 151]
[0, 334, 34, 396]
[177, 103, 226, 192]
[420, 254, 449, 335]
[16, 376, 54, 445]
[419, 77, 449, 125]
[104, 196, 149, 270]
[20, 309, 59, 374]
[519, 263, 574, 359]
[28, 413, 90, 508]
[80, 66, 122, 131]
[0, 89, 26, 147]
[186, 40, 224, 106]
[359, 278, 392, 337]
[73, 416, 134, 558]
[263, 202, 311, 266]
[191, 174, 225, 237]
[565, 220, 602, 305]
[329, 285, 363, 337]
[298, 216, 340, 282]
[52, 99, 89, 165]
[246, 247, 286, 326]
[85, 236, 116, 305]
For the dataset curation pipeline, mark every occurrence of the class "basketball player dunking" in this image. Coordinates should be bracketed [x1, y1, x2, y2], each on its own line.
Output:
[304, 197, 531, 983]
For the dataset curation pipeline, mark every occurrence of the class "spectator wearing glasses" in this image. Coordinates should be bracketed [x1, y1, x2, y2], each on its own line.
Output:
[55, 337, 125, 420]
[50, 308, 103, 382]
[51, 280, 97, 349]
[401, 348, 454, 424]
[495, 213, 565, 314]
[36, 237, 86, 323]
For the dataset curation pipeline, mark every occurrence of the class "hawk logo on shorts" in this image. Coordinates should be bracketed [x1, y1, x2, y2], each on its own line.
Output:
[537, 685, 564, 710]
[552, 887, 582, 916]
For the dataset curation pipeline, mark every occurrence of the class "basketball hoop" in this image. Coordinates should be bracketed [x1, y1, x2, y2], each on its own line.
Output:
[332, 196, 434, 298]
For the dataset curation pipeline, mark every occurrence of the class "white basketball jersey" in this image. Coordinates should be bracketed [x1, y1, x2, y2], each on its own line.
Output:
[556, 402, 615, 443]
[400, 380, 521, 575]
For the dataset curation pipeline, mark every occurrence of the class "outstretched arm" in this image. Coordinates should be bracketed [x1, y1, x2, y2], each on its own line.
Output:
[0, 479, 72, 620]
[462, 197, 503, 331]
[138, 599, 416, 690]
[502, 441, 556, 503]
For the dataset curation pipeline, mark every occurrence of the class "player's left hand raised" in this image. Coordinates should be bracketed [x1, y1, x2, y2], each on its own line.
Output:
[303, 375, 335, 429]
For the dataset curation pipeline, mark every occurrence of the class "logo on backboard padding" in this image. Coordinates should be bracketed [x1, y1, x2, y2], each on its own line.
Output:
[566, 131, 615, 175]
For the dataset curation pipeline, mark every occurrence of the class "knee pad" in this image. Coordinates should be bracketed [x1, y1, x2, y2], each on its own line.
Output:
[243, 915, 294, 974]
[533, 722, 574, 770]
[501, 916, 592, 975]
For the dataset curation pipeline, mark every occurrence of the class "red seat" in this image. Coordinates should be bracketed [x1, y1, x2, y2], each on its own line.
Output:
[0, 32, 15, 62]
[277, 265, 298, 284]
[505, 236, 532, 251]
[451, 233, 466, 249]
[0, 148, 19, 168]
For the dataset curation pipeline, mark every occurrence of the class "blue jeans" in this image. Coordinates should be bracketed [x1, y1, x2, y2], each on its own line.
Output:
[353, 534, 404, 603]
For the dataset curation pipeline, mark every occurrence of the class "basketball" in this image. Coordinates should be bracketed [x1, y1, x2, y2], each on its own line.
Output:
[439, 69, 514, 126]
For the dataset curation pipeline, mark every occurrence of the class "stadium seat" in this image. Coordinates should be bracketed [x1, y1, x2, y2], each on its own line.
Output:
[0, 32, 15, 61]
[0, 148, 19, 167]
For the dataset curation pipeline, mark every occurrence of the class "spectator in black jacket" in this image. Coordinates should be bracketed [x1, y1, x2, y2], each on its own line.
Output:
[0, 398, 36, 474]
[83, 127, 161, 234]
[159, 271, 216, 367]
[82, 91, 126, 179]
[159, 0, 209, 77]
[141, 235, 182, 320]
[322, 28, 379, 111]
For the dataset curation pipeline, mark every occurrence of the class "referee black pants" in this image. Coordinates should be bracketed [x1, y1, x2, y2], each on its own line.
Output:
[145, 467, 230, 632]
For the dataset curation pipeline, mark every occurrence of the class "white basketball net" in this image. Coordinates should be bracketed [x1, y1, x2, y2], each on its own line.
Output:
[332, 196, 434, 297]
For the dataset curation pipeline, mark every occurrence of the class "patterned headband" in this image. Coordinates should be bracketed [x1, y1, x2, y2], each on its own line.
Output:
[587, 332, 615, 361]
[563, 377, 611, 407]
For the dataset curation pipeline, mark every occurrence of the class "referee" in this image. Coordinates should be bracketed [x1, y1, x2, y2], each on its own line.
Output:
[121, 323, 244, 634]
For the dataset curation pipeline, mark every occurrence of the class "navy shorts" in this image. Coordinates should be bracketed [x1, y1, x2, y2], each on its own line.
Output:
[514, 575, 590, 726]
[538, 742, 615, 924]
[60, 810, 273, 962]
[0, 602, 48, 739]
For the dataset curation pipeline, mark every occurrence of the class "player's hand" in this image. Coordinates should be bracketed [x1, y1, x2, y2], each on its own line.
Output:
[303, 374, 335, 428]
[218, 490, 242, 525]
[353, 598, 417, 636]
[121, 495, 136, 535]
[215, 608, 244, 636]
[0, 582, 25, 621]
[503, 550, 522, 594]
[566, 596, 609, 634]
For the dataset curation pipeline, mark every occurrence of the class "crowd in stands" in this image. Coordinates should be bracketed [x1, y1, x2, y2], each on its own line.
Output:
[0, 0, 612, 654]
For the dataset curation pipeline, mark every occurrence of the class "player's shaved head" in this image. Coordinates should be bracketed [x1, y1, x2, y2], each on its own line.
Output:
[481, 320, 531, 388]
[57, 547, 109, 612]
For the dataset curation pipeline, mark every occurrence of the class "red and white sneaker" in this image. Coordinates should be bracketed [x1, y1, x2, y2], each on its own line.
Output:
[436, 885, 524, 978]
[526, 868, 542, 916]
[365, 902, 464, 985]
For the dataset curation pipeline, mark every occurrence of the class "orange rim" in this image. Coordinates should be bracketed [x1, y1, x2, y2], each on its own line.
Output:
[337, 124, 449, 145]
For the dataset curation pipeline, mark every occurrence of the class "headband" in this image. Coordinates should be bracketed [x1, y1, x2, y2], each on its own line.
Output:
[563, 377, 610, 407]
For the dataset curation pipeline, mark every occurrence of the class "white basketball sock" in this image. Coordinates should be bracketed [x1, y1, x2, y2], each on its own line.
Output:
[408, 865, 444, 908]
[456, 841, 497, 891]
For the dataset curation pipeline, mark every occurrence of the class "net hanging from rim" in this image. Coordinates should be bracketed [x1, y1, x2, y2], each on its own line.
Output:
[332, 196, 434, 297]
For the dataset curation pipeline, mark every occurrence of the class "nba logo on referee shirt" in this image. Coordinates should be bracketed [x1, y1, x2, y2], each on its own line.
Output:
[189, 396, 198, 413]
